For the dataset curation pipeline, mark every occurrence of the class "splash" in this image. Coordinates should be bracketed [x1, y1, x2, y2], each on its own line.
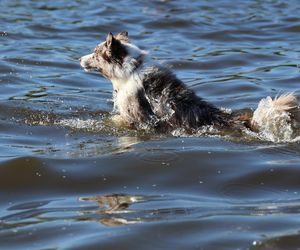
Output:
[251, 94, 300, 143]
[171, 125, 222, 137]
[15, 102, 299, 143]
[55, 118, 104, 132]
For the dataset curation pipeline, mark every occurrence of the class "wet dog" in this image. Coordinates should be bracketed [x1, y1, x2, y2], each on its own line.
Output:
[80, 32, 300, 138]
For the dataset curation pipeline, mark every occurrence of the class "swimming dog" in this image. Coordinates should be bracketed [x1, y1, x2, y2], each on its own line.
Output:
[80, 32, 300, 138]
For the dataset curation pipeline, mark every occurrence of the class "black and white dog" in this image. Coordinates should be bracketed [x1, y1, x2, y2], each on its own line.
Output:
[80, 31, 299, 139]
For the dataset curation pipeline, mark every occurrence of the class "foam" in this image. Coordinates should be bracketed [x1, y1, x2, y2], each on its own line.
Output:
[56, 118, 104, 131]
[252, 93, 300, 143]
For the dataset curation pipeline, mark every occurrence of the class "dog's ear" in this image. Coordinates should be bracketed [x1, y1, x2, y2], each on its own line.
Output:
[106, 32, 116, 57]
[116, 31, 129, 42]
[105, 32, 127, 60]
[106, 32, 114, 48]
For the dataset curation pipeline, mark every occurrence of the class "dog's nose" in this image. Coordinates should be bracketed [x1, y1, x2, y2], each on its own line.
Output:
[79, 57, 82, 62]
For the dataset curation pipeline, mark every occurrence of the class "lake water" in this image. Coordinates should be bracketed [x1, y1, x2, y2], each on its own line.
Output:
[1, 0, 300, 249]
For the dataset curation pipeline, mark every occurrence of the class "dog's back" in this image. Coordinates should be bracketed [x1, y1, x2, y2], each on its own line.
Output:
[142, 65, 229, 131]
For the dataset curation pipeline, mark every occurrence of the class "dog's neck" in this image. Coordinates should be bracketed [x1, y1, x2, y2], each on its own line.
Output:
[111, 73, 143, 93]
[110, 55, 145, 93]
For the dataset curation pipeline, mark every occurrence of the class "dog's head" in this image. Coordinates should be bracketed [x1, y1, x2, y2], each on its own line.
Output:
[80, 31, 145, 80]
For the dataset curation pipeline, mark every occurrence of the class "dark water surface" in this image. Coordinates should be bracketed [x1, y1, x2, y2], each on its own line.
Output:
[1, 0, 300, 249]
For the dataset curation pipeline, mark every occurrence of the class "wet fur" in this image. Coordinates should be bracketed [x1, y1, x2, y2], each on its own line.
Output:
[80, 32, 299, 135]
[251, 93, 300, 140]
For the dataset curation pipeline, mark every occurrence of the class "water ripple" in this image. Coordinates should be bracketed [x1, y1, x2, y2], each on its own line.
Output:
[1, 0, 300, 249]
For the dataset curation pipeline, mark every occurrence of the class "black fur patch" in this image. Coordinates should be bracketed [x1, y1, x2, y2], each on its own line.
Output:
[142, 66, 229, 131]
[104, 37, 128, 65]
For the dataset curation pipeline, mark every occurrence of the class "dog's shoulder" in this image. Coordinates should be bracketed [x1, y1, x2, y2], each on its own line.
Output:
[141, 65, 185, 97]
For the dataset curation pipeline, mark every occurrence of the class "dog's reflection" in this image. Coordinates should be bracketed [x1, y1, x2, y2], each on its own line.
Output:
[65, 135, 145, 158]
[80, 194, 144, 226]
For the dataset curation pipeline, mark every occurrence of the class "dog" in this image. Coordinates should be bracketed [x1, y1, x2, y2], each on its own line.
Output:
[80, 31, 300, 140]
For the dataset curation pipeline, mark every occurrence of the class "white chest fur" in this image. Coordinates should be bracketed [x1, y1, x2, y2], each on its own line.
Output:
[111, 74, 144, 122]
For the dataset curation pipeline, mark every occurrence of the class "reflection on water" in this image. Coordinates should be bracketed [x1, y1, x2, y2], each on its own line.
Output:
[3, 193, 300, 232]
[1, 0, 300, 249]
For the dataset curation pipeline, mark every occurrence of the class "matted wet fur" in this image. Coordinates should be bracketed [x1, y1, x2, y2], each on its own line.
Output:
[80, 31, 300, 136]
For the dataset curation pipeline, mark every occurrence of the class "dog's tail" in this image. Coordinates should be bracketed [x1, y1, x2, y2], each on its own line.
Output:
[251, 93, 300, 141]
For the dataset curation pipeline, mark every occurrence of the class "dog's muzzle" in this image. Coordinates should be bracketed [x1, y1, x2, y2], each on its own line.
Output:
[79, 53, 94, 71]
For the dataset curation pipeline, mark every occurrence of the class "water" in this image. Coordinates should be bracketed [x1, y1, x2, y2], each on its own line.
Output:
[1, 0, 300, 249]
